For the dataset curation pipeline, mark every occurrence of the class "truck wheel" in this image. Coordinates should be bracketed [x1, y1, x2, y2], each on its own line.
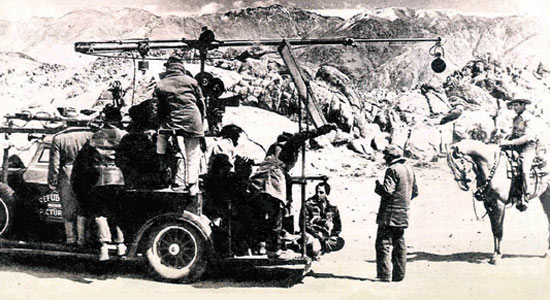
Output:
[145, 222, 207, 282]
[0, 183, 14, 237]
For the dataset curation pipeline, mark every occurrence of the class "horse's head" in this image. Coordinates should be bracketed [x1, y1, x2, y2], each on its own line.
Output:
[447, 145, 474, 191]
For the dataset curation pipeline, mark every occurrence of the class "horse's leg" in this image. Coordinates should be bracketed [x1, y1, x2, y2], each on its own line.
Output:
[540, 185, 550, 258]
[485, 200, 506, 264]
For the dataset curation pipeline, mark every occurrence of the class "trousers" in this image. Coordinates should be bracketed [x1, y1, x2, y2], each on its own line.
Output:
[255, 193, 283, 253]
[91, 185, 124, 244]
[375, 225, 406, 281]
[174, 136, 201, 187]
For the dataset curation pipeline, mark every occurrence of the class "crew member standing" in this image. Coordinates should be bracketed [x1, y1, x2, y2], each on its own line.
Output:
[85, 106, 128, 261]
[48, 128, 93, 246]
[374, 144, 418, 282]
[155, 53, 206, 195]
[249, 124, 336, 259]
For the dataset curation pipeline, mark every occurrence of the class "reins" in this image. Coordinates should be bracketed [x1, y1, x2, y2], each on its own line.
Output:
[449, 147, 502, 221]
[473, 150, 501, 201]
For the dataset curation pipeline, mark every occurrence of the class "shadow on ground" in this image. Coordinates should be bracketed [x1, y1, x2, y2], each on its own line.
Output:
[363, 251, 545, 264]
[306, 271, 374, 282]
[0, 254, 309, 287]
[0, 254, 146, 284]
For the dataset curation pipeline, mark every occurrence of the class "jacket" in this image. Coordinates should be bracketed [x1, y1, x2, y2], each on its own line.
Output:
[88, 124, 127, 186]
[154, 71, 205, 137]
[508, 111, 538, 150]
[375, 158, 418, 227]
[47, 129, 93, 192]
[249, 156, 289, 203]
[301, 195, 342, 237]
[249, 125, 335, 202]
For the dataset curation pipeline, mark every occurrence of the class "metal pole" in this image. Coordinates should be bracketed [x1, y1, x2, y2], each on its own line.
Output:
[1, 134, 9, 183]
[300, 93, 309, 257]
[74, 37, 442, 54]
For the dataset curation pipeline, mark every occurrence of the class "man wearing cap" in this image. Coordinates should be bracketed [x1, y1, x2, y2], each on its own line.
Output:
[374, 144, 418, 282]
[499, 98, 538, 210]
[154, 53, 206, 195]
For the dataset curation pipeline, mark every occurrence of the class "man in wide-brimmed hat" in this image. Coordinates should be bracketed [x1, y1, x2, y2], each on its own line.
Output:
[500, 97, 538, 211]
[373, 144, 418, 282]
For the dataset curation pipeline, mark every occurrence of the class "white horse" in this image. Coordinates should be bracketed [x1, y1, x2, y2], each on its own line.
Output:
[446, 139, 550, 264]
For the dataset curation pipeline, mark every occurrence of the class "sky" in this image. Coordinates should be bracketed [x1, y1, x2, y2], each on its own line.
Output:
[1, 0, 549, 21]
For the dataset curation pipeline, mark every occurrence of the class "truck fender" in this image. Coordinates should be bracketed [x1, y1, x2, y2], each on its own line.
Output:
[129, 211, 214, 258]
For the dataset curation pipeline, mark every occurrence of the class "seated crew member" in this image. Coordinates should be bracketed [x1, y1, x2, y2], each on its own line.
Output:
[249, 123, 337, 259]
[300, 182, 345, 259]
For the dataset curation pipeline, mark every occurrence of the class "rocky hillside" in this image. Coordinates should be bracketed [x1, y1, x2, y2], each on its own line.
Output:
[1, 5, 549, 84]
[1, 4, 549, 164]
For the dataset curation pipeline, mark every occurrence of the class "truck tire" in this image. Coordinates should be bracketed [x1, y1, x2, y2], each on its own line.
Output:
[145, 222, 208, 283]
[0, 183, 14, 238]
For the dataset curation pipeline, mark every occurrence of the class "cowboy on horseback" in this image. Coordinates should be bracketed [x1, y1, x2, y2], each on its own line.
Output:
[499, 97, 538, 211]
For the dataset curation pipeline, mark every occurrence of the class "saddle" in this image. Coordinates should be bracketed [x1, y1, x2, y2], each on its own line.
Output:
[503, 148, 548, 203]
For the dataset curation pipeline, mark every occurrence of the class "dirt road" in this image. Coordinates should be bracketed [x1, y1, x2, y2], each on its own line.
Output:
[1, 157, 549, 300]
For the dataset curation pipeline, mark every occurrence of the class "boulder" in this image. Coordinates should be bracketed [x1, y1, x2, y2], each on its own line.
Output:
[453, 110, 495, 143]
[238, 58, 269, 78]
[445, 81, 498, 115]
[316, 65, 351, 88]
[406, 126, 441, 161]
[395, 91, 431, 124]
[424, 91, 451, 114]
[347, 138, 374, 158]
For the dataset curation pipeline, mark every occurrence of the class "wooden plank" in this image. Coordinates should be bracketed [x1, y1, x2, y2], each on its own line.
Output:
[278, 40, 327, 128]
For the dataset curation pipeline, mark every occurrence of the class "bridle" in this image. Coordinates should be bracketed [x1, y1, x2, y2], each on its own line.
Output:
[447, 146, 474, 190]
[447, 145, 502, 201]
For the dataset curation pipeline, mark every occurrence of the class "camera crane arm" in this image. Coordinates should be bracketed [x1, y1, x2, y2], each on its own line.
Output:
[74, 29, 445, 128]
[74, 36, 442, 53]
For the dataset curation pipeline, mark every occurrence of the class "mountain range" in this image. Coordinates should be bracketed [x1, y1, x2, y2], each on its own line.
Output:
[1, 4, 549, 90]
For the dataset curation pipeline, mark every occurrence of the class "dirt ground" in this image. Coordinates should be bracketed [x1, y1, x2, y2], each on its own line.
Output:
[1, 149, 549, 300]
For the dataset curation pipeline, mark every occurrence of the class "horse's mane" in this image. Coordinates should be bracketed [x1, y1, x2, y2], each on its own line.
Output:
[453, 139, 499, 161]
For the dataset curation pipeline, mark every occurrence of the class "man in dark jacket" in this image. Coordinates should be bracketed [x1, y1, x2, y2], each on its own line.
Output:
[75, 106, 128, 261]
[249, 123, 336, 259]
[154, 53, 206, 195]
[374, 144, 418, 282]
[301, 182, 345, 259]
